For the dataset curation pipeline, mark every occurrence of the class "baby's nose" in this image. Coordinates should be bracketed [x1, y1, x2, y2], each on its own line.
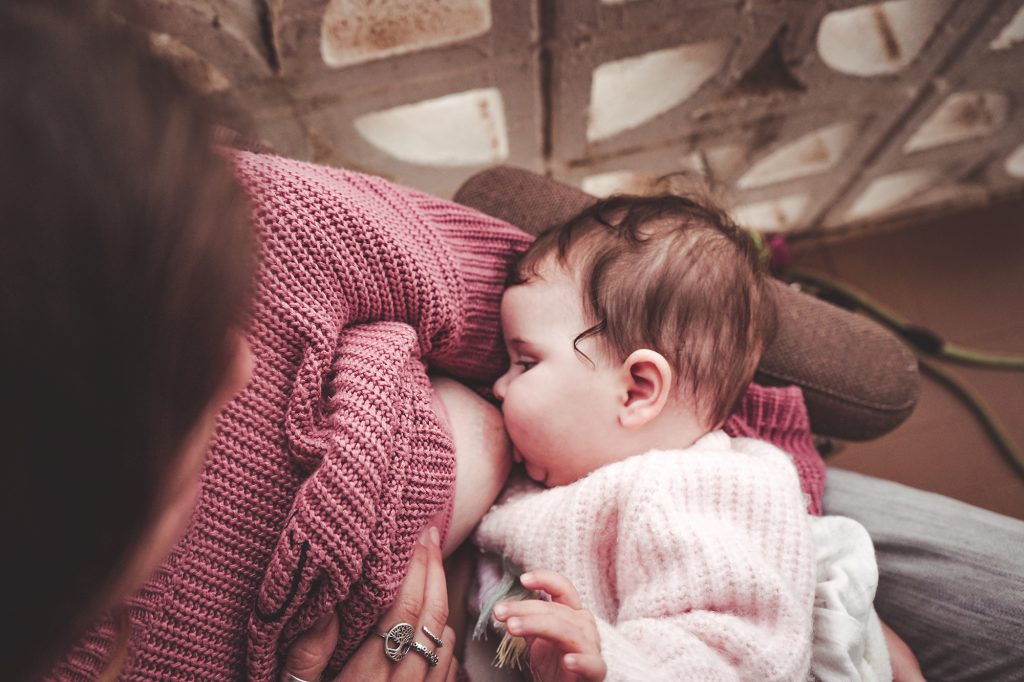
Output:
[492, 372, 508, 402]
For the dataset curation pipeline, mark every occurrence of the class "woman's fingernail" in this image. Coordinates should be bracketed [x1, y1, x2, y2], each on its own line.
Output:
[520, 572, 534, 584]
[506, 617, 521, 634]
[310, 612, 333, 633]
[429, 526, 440, 547]
[493, 603, 507, 619]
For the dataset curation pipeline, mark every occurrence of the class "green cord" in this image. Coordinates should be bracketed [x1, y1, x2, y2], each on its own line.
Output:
[915, 353, 1024, 479]
[942, 343, 1024, 370]
[787, 271, 1024, 370]
[785, 269, 1024, 480]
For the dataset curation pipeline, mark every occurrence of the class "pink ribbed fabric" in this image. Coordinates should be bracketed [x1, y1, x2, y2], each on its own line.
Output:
[475, 432, 816, 681]
[725, 382, 826, 515]
[49, 152, 823, 680]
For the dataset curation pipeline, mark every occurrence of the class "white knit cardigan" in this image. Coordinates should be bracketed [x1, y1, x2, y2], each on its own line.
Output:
[475, 431, 816, 681]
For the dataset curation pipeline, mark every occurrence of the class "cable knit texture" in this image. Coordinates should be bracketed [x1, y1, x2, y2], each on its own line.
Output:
[724, 382, 825, 515]
[475, 432, 816, 681]
[48, 152, 823, 680]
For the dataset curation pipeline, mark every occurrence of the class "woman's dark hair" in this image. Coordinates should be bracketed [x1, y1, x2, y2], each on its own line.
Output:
[0, 3, 253, 679]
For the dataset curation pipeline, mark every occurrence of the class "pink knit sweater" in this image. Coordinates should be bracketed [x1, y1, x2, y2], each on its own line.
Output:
[475, 432, 816, 681]
[49, 152, 824, 680]
[50, 152, 530, 681]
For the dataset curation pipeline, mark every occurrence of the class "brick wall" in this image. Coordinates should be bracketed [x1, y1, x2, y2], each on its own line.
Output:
[125, 0, 1024, 234]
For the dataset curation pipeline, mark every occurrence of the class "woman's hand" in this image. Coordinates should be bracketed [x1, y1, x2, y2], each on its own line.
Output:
[492, 570, 606, 681]
[282, 526, 458, 682]
[283, 608, 340, 682]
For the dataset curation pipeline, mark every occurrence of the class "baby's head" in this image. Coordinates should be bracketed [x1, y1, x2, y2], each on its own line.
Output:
[493, 193, 777, 487]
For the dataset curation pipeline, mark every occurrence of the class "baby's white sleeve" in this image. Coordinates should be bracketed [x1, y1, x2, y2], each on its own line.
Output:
[809, 515, 893, 682]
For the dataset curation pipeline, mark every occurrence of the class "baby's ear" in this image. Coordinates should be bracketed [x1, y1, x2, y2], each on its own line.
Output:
[618, 349, 672, 429]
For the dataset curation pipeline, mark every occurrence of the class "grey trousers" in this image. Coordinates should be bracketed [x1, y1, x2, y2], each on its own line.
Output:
[825, 468, 1024, 682]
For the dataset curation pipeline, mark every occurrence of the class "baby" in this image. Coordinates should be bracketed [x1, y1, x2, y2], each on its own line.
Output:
[471, 194, 891, 681]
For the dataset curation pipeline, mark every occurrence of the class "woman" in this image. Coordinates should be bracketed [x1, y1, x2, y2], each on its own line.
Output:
[3, 4, 468, 681]
[6, 3, 1021, 682]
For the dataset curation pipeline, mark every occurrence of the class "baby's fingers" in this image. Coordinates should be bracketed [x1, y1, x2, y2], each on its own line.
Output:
[493, 598, 574, 621]
[504, 612, 600, 655]
[519, 570, 582, 609]
[563, 653, 607, 681]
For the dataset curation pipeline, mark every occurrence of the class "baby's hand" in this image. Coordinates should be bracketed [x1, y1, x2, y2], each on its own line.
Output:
[492, 570, 606, 681]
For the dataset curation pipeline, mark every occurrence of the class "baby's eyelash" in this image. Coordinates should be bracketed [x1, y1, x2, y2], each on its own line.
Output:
[515, 360, 536, 371]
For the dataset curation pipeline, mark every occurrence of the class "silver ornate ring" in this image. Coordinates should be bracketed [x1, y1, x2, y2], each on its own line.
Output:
[376, 622, 415, 662]
[409, 640, 440, 667]
[421, 625, 444, 647]
[374, 622, 439, 666]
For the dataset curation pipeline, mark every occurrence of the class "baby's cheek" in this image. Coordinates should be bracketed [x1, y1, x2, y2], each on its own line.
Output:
[507, 407, 547, 459]
[499, 405, 527, 450]
[500, 405, 522, 442]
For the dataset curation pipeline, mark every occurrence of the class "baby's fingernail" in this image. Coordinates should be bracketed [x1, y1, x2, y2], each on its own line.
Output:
[419, 528, 431, 546]
[506, 617, 521, 634]
[493, 603, 507, 618]
[564, 654, 578, 669]
[429, 526, 440, 547]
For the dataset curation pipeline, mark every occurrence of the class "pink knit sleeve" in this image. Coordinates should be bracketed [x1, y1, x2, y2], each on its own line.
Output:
[226, 154, 533, 677]
[232, 152, 531, 381]
[245, 322, 447, 677]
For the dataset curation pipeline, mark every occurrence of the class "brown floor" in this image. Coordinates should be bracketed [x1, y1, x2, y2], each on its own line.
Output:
[790, 196, 1024, 521]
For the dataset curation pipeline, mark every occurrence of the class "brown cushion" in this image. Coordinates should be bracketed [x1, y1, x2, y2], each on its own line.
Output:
[454, 166, 919, 441]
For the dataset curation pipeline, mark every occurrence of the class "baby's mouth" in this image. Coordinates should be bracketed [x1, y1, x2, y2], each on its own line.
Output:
[511, 445, 548, 485]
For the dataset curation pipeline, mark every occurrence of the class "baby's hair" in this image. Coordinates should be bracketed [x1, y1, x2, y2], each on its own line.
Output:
[510, 193, 777, 429]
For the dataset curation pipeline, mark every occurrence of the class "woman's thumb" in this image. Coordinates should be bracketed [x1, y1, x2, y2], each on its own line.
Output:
[281, 612, 339, 682]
